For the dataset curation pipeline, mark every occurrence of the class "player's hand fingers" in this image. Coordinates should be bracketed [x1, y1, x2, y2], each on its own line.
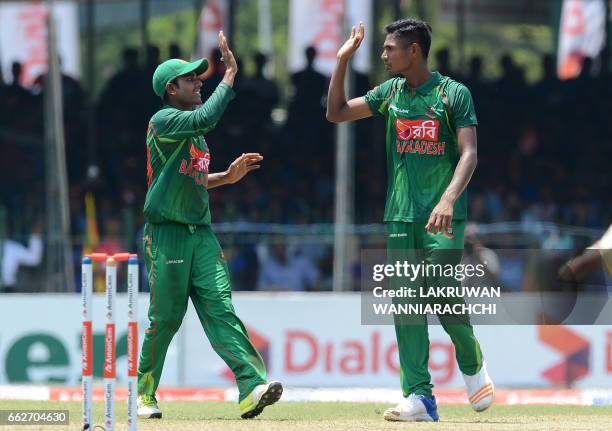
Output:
[425, 216, 435, 233]
[243, 153, 263, 160]
[434, 214, 445, 235]
[246, 165, 261, 171]
[221, 48, 232, 62]
[219, 31, 233, 60]
[429, 216, 438, 235]
[440, 214, 450, 232]
[218, 31, 226, 50]
[350, 25, 355, 39]
[356, 22, 365, 43]
[426, 214, 438, 234]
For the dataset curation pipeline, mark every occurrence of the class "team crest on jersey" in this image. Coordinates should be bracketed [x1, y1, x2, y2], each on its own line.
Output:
[189, 144, 210, 173]
[395, 119, 439, 141]
[179, 144, 210, 185]
[425, 106, 442, 119]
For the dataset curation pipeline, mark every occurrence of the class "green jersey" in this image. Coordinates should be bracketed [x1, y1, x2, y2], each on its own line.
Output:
[143, 82, 235, 225]
[364, 71, 477, 222]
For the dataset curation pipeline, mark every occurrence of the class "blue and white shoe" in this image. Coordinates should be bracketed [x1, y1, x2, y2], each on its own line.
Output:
[383, 393, 439, 422]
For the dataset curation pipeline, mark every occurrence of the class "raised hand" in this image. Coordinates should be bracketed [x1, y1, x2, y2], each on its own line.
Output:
[337, 22, 365, 62]
[225, 153, 263, 184]
[218, 30, 237, 75]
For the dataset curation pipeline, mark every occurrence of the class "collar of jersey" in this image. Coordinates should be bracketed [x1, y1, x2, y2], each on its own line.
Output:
[412, 71, 442, 95]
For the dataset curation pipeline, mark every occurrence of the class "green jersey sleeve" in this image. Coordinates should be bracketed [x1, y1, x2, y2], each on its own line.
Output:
[364, 78, 400, 116]
[154, 82, 235, 140]
[446, 81, 478, 128]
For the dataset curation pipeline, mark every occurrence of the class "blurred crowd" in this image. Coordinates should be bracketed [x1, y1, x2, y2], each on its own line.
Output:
[0, 43, 610, 292]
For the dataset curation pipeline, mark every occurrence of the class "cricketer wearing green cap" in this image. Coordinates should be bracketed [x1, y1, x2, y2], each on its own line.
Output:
[327, 20, 494, 422]
[137, 31, 283, 420]
[151, 57, 209, 98]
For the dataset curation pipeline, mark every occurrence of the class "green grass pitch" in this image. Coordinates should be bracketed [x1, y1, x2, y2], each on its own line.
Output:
[1, 400, 611, 431]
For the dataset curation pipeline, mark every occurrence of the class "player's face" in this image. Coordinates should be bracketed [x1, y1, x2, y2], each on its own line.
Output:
[381, 34, 418, 75]
[168, 72, 202, 108]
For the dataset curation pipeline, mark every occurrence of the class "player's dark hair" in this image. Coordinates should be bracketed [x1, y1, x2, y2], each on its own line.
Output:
[384, 18, 432, 59]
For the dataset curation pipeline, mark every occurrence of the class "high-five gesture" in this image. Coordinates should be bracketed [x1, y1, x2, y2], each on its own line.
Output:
[326, 21, 372, 123]
[337, 22, 365, 61]
[219, 30, 238, 86]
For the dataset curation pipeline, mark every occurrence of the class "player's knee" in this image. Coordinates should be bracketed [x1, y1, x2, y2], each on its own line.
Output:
[207, 306, 236, 321]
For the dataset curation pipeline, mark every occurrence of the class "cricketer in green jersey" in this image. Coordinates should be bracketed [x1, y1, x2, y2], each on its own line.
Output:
[327, 19, 494, 422]
[137, 31, 282, 420]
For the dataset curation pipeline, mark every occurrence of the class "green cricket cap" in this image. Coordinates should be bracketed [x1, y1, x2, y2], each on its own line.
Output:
[152, 58, 209, 98]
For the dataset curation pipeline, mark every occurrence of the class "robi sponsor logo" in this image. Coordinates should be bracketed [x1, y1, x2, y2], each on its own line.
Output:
[396, 119, 439, 141]
[395, 119, 445, 156]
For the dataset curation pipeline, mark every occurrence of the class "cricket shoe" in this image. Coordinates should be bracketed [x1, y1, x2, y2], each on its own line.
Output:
[240, 381, 283, 419]
[383, 393, 439, 422]
[464, 361, 495, 412]
[137, 394, 162, 419]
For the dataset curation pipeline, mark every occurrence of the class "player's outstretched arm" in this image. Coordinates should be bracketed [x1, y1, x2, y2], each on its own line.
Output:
[207, 153, 263, 189]
[426, 126, 478, 236]
[160, 31, 238, 140]
[326, 22, 373, 123]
